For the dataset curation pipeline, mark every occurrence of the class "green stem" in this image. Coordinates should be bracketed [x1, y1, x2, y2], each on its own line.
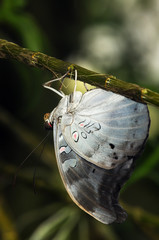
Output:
[0, 39, 159, 106]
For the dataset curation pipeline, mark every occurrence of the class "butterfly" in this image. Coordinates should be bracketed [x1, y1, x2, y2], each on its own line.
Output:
[43, 70, 150, 224]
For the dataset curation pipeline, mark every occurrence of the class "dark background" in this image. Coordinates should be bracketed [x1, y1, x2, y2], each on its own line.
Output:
[0, 0, 159, 240]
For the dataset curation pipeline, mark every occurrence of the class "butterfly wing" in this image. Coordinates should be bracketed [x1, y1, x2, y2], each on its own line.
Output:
[61, 89, 150, 169]
[53, 121, 135, 224]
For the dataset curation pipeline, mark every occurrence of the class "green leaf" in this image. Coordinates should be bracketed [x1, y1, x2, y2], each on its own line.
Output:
[0, 0, 47, 51]
[53, 209, 80, 240]
[28, 207, 76, 240]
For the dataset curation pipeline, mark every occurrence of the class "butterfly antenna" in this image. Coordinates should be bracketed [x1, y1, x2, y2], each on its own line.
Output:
[13, 132, 50, 186]
[33, 134, 48, 194]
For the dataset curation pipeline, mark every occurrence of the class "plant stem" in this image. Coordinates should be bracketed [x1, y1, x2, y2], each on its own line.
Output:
[0, 39, 159, 106]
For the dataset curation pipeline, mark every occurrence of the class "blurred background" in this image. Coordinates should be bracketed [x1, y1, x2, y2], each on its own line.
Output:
[0, 0, 159, 239]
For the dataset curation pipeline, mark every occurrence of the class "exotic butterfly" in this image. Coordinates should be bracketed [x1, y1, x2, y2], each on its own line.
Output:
[43, 71, 150, 224]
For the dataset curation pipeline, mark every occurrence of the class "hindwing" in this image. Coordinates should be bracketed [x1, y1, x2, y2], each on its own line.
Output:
[54, 122, 135, 224]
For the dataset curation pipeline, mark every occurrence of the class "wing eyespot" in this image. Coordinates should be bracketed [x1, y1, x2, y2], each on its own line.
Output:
[72, 131, 79, 142]
[81, 132, 87, 139]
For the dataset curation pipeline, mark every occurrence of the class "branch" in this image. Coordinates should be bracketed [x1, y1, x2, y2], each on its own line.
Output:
[0, 39, 159, 106]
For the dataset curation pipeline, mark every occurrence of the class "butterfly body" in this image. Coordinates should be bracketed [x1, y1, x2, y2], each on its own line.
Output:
[45, 88, 150, 224]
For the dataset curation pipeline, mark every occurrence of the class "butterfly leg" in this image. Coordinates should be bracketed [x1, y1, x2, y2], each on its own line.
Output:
[43, 70, 71, 97]
[83, 82, 89, 91]
[43, 69, 70, 88]
[43, 65, 78, 97]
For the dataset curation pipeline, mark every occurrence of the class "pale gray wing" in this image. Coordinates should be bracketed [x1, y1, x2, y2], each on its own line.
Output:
[61, 89, 150, 169]
[53, 122, 134, 224]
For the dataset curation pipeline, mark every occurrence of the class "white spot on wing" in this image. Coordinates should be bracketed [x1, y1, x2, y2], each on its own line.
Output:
[62, 158, 77, 172]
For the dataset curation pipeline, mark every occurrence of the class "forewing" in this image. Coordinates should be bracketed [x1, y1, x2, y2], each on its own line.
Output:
[61, 89, 150, 169]
[53, 122, 135, 224]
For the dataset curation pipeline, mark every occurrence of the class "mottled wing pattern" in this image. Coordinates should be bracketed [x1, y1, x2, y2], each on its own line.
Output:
[61, 89, 150, 169]
[54, 122, 135, 224]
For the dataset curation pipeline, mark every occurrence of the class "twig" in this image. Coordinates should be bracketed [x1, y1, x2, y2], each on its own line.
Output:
[0, 39, 159, 106]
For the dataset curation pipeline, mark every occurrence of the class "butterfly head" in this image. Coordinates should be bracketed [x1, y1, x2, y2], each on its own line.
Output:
[44, 113, 53, 130]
